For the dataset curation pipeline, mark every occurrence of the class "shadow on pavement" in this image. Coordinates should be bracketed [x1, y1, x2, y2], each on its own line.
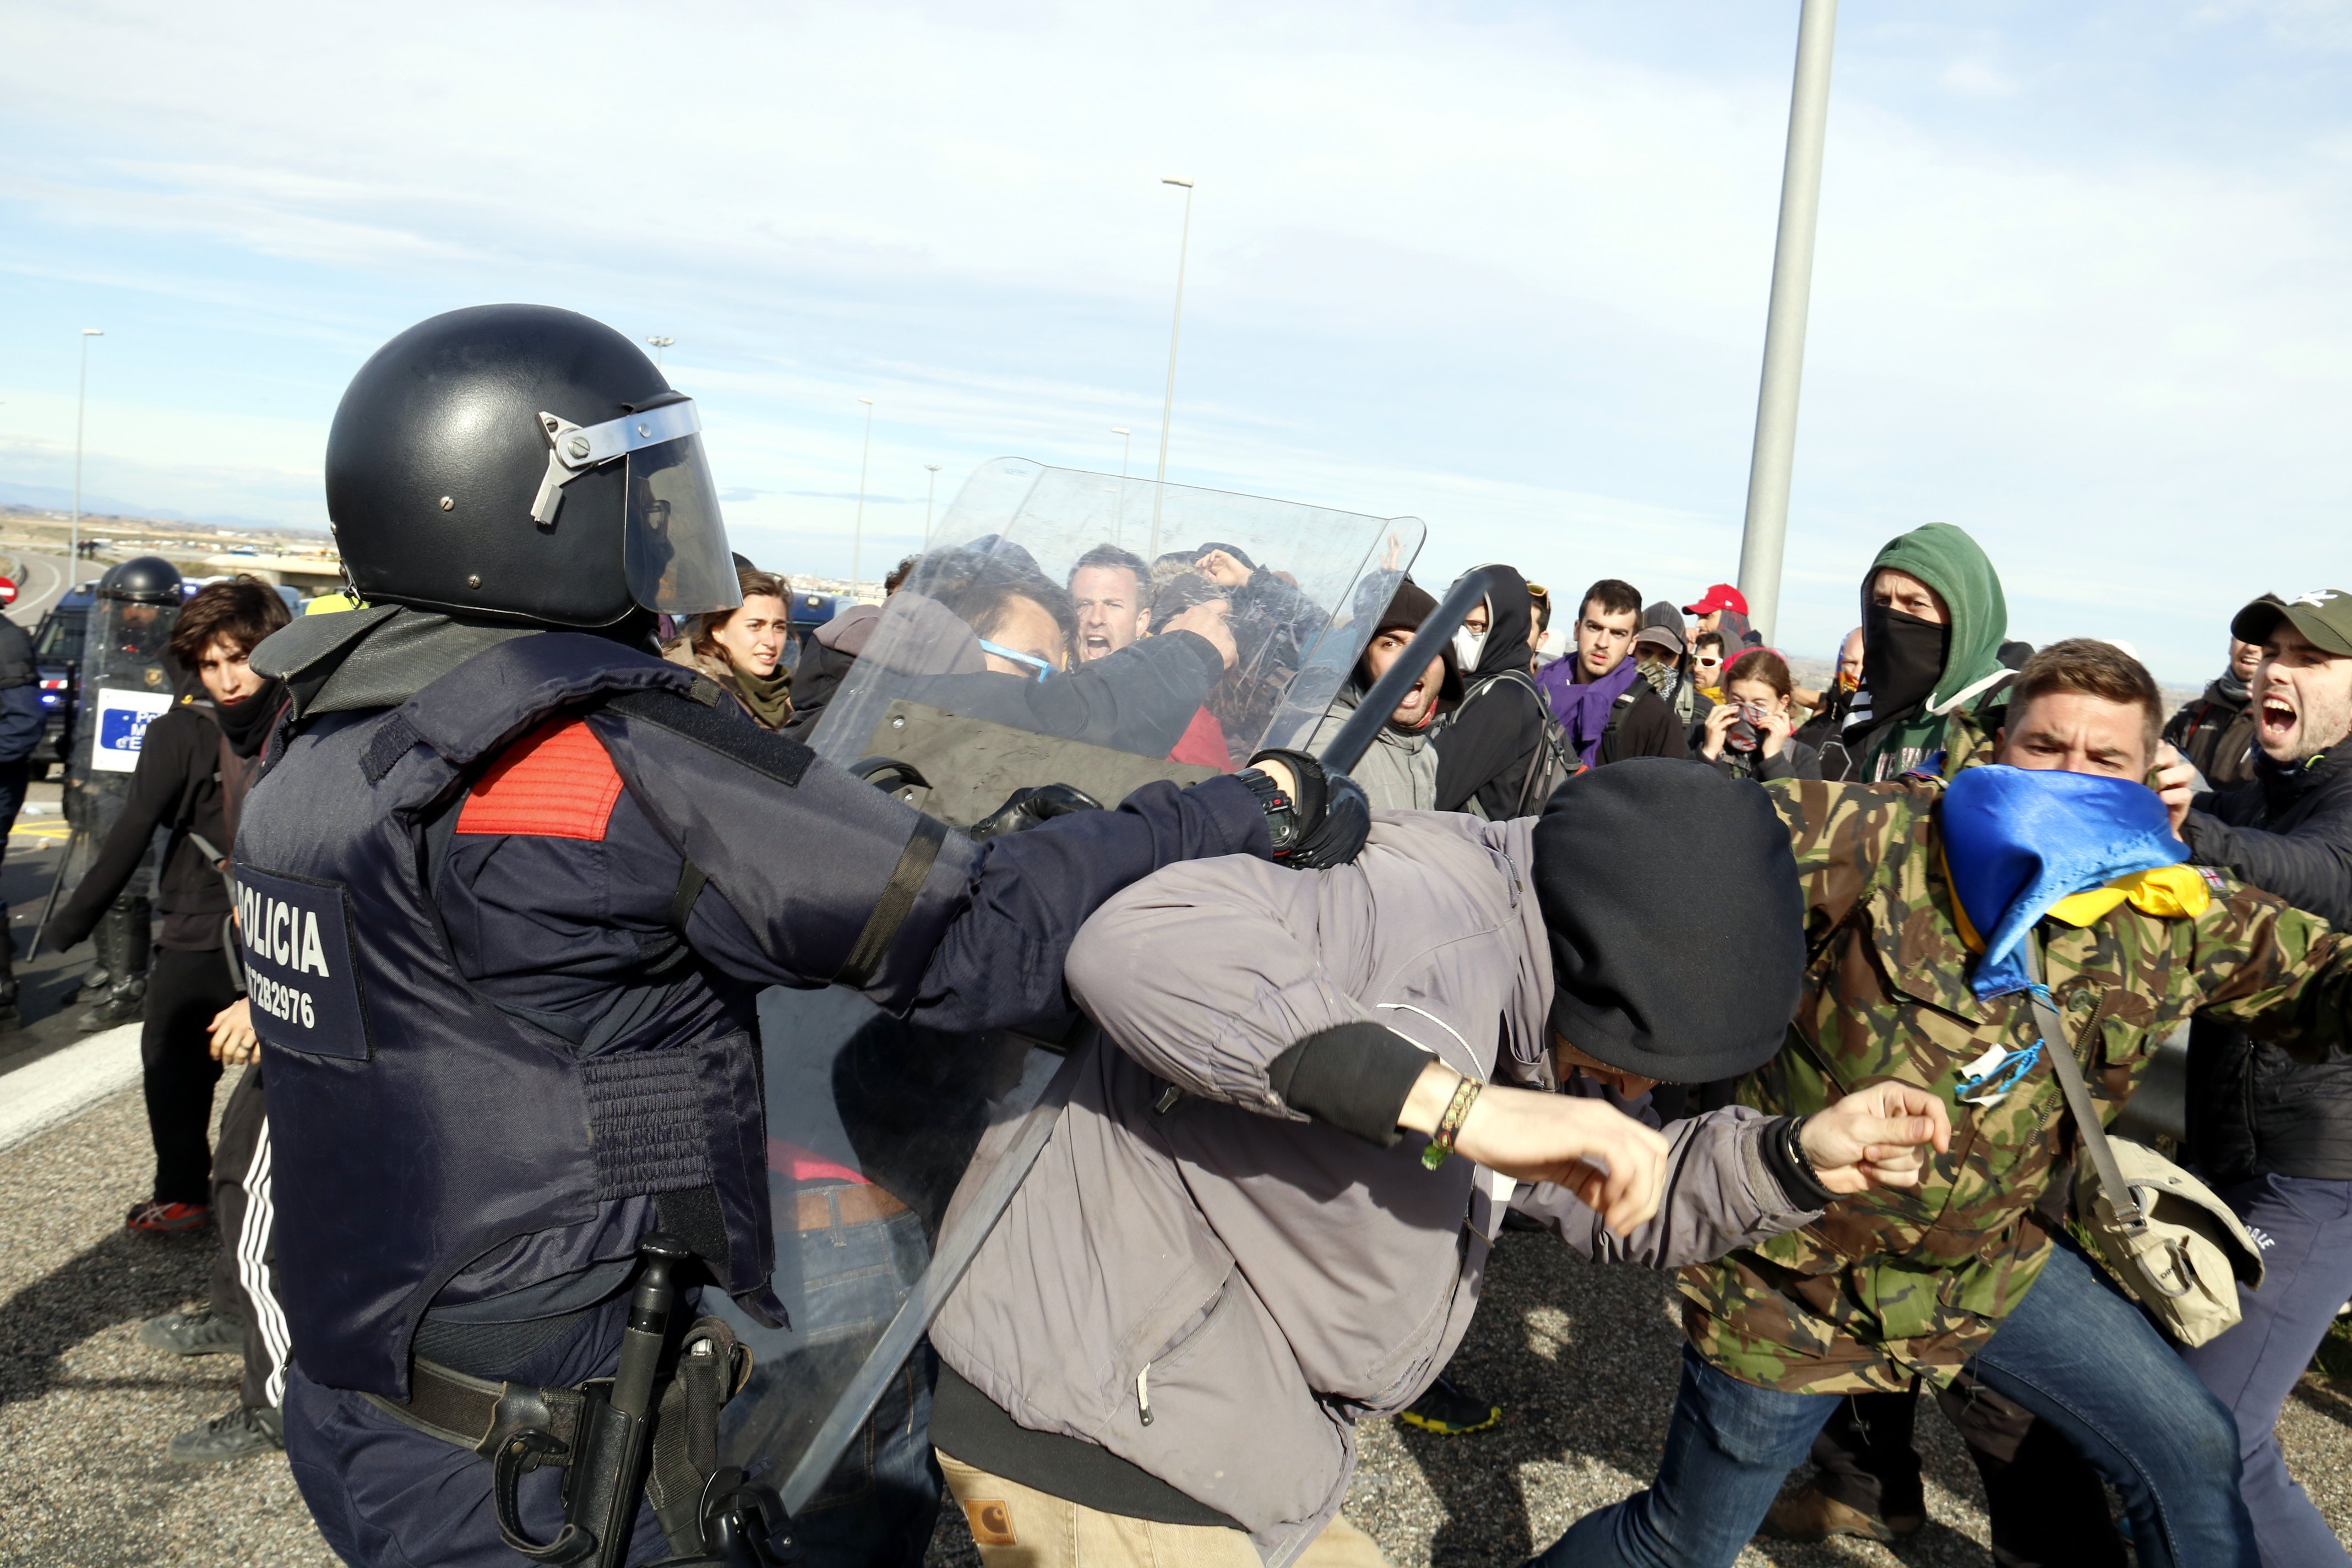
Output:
[0, 1224, 215, 1407]
[1388, 1233, 1994, 1566]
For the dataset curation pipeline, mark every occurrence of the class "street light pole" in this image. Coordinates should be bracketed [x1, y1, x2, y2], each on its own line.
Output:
[1734, 0, 1839, 647]
[646, 334, 675, 367]
[924, 463, 943, 532]
[1110, 427, 1131, 546]
[72, 329, 103, 568]
[1148, 178, 1194, 561]
[852, 396, 875, 595]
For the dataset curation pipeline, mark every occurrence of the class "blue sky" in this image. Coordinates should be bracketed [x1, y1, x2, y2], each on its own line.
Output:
[4, 1, 2349, 679]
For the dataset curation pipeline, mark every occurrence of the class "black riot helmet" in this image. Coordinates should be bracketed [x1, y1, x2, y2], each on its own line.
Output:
[325, 304, 743, 630]
[95, 556, 183, 605]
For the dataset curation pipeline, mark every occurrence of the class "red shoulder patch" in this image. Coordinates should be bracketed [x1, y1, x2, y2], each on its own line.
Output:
[455, 718, 625, 841]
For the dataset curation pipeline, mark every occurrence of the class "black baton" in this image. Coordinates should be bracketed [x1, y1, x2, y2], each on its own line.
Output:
[1314, 568, 1491, 774]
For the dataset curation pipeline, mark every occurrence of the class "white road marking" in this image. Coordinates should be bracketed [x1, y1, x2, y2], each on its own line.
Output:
[0, 1023, 145, 1154]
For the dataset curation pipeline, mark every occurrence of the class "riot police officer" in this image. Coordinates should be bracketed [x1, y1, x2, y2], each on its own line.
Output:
[235, 304, 1366, 1567]
[67, 554, 184, 1029]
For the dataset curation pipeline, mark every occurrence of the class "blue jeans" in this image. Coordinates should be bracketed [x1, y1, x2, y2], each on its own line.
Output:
[1532, 1238, 2255, 1568]
[2179, 1174, 2352, 1568]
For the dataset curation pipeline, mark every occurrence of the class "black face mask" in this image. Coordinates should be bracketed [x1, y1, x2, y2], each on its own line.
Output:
[211, 676, 285, 758]
[1860, 604, 1950, 722]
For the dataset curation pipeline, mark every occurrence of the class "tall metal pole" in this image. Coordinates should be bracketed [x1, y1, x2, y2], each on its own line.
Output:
[1734, 0, 1838, 647]
[646, 334, 674, 366]
[72, 329, 102, 567]
[1111, 427, 1131, 547]
[852, 397, 875, 594]
[1148, 178, 1194, 562]
[924, 463, 942, 531]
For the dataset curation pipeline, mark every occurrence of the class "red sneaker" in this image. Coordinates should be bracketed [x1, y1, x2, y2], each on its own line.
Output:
[125, 1200, 211, 1235]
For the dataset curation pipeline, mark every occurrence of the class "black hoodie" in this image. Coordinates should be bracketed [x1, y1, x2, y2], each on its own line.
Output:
[2184, 738, 2352, 1183]
[1433, 565, 1549, 817]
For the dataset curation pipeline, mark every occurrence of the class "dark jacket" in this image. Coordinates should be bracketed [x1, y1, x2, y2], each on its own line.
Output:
[1793, 685, 1852, 755]
[1433, 566, 1544, 815]
[782, 602, 879, 743]
[1600, 677, 1690, 766]
[2183, 736, 2352, 1183]
[52, 700, 253, 951]
[1708, 736, 1822, 783]
[2165, 677, 2258, 793]
[0, 617, 42, 767]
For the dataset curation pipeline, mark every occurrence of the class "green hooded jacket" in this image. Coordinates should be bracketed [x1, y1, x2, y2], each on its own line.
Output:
[1849, 522, 2010, 781]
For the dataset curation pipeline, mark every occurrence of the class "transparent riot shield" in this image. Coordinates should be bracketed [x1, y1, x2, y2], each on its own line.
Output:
[64, 594, 181, 845]
[710, 459, 1422, 1514]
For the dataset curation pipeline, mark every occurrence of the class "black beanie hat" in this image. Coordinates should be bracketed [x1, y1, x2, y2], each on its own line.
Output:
[1531, 758, 1805, 1082]
[1360, 575, 1466, 705]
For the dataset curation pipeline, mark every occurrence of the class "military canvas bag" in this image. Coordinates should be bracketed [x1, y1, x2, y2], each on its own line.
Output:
[2026, 938, 2263, 1347]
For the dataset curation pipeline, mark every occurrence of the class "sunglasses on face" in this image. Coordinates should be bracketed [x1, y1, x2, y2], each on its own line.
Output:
[1695, 656, 1723, 669]
[977, 639, 1058, 682]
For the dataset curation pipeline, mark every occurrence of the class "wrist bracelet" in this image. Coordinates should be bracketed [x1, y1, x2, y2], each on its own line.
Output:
[1422, 1074, 1483, 1170]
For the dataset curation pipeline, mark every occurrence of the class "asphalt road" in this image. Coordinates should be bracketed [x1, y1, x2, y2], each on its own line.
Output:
[8, 1060, 2352, 1567]
[6, 547, 79, 629]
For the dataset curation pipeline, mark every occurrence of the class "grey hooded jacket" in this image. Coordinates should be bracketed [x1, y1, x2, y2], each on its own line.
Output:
[930, 810, 1822, 1562]
[1305, 686, 1441, 812]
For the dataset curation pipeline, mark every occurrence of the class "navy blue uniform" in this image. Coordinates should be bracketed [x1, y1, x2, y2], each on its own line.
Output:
[238, 629, 1270, 1566]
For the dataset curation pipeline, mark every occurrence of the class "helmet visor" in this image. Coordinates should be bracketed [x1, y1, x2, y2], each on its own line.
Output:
[624, 434, 741, 616]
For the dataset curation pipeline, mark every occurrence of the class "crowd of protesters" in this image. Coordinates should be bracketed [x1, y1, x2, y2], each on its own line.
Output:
[47, 506, 2352, 1568]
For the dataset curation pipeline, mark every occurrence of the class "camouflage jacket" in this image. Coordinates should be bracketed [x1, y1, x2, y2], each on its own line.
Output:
[1679, 775, 2352, 1394]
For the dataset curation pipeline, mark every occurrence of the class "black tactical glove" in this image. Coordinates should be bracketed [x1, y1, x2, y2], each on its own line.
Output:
[965, 782, 1106, 842]
[1239, 748, 1370, 869]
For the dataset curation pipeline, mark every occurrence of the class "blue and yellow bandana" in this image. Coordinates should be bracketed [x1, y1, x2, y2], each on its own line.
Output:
[1939, 765, 2207, 998]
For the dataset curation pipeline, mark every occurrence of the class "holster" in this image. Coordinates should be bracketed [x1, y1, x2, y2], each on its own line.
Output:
[364, 1316, 754, 1564]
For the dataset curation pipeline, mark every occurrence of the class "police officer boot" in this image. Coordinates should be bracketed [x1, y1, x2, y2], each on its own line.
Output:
[79, 897, 150, 1032]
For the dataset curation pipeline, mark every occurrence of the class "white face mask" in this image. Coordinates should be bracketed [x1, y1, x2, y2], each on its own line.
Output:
[1452, 627, 1488, 673]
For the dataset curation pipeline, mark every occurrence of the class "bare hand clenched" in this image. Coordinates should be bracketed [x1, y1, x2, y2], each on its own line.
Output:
[1796, 1081, 1951, 1195]
[1398, 1063, 1669, 1235]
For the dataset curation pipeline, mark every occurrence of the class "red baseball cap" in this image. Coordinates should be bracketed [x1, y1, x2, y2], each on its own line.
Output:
[1683, 583, 1747, 617]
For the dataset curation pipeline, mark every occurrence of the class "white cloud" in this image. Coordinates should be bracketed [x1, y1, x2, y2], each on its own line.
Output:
[1940, 58, 2021, 97]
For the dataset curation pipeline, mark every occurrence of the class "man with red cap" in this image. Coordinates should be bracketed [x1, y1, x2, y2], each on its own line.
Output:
[1684, 584, 1759, 652]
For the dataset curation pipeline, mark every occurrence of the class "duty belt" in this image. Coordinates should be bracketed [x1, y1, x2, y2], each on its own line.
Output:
[362, 1235, 786, 1567]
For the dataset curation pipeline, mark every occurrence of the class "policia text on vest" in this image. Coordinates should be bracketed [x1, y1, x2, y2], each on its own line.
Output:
[235, 868, 362, 1053]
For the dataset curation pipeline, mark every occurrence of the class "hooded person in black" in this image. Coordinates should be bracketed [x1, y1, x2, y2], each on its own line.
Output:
[1433, 564, 1549, 817]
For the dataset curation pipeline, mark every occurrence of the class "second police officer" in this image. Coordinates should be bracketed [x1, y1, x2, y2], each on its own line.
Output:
[232, 304, 1373, 1566]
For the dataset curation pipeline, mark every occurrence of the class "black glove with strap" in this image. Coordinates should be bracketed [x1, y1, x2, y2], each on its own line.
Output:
[965, 782, 1106, 842]
[1240, 748, 1370, 869]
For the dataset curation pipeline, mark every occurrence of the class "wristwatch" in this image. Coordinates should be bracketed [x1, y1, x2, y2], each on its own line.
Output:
[1237, 767, 1300, 857]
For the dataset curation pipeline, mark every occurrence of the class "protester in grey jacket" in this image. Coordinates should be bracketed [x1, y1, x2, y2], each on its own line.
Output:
[930, 762, 1949, 1565]
[1304, 576, 1460, 813]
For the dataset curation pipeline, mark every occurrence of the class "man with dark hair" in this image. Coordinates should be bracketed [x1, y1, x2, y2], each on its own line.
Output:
[2165, 631, 2264, 793]
[1068, 544, 1154, 664]
[2155, 590, 2352, 1567]
[1533, 579, 1687, 772]
[1538, 637, 2352, 1568]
